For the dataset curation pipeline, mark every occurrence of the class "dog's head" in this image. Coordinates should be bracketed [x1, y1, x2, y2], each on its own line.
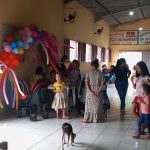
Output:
[71, 133, 76, 143]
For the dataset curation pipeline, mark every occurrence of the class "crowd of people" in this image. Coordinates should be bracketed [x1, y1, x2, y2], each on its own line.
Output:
[30, 55, 150, 140]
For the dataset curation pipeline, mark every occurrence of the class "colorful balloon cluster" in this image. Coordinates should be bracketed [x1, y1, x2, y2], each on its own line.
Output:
[3, 24, 41, 55]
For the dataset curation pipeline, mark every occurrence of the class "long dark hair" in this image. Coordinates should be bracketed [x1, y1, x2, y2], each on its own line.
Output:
[116, 58, 126, 67]
[136, 61, 150, 76]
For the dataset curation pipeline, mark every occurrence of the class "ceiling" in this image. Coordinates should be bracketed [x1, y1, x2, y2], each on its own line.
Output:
[64, 0, 150, 25]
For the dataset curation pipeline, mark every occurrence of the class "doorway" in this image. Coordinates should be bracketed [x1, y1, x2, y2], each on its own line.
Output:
[119, 51, 142, 72]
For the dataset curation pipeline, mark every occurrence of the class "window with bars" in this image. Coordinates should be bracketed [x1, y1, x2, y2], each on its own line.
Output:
[85, 44, 92, 62]
[97, 47, 102, 62]
[69, 40, 78, 61]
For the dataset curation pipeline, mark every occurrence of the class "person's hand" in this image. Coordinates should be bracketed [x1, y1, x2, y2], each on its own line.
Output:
[89, 91, 95, 96]
[94, 91, 100, 97]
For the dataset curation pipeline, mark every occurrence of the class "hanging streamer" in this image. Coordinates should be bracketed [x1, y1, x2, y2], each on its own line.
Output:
[39, 41, 49, 65]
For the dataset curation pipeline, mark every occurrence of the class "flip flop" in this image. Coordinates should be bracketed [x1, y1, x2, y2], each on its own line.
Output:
[132, 132, 140, 139]
[80, 119, 87, 123]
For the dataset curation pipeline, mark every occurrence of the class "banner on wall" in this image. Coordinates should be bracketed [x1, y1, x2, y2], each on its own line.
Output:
[110, 31, 138, 45]
[139, 31, 150, 45]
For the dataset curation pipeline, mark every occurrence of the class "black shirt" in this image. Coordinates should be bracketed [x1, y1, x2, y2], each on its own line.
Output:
[114, 67, 131, 81]
[56, 63, 67, 77]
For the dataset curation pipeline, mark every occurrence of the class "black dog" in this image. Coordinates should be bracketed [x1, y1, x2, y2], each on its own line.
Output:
[62, 122, 76, 149]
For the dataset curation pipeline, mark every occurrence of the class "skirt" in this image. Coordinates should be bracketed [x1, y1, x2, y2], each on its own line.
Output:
[51, 92, 67, 111]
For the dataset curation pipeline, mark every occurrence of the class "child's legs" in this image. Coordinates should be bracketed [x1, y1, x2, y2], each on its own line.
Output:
[56, 109, 61, 117]
[137, 114, 145, 133]
[144, 114, 150, 135]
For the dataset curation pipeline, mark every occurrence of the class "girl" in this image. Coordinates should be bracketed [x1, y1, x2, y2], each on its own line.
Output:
[131, 61, 150, 134]
[51, 73, 69, 119]
[132, 83, 150, 139]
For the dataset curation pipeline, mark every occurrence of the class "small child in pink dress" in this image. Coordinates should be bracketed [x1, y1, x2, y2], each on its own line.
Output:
[132, 83, 150, 139]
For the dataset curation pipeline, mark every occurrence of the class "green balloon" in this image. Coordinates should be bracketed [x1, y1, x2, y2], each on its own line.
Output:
[15, 34, 21, 40]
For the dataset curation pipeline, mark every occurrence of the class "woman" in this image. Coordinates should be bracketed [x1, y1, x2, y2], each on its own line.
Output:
[113, 58, 131, 115]
[82, 60, 105, 123]
[56, 55, 68, 79]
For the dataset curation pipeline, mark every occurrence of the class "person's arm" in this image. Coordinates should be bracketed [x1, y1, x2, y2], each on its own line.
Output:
[95, 72, 105, 96]
[131, 74, 136, 89]
[127, 69, 131, 78]
[85, 73, 94, 96]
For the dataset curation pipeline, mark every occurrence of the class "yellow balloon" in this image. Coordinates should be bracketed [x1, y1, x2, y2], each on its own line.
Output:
[19, 48, 24, 54]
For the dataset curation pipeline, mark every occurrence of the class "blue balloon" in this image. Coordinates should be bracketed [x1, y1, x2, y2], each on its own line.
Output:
[13, 48, 19, 54]
[39, 32, 45, 39]
[11, 42, 17, 49]
[17, 41, 24, 47]
[32, 38, 36, 43]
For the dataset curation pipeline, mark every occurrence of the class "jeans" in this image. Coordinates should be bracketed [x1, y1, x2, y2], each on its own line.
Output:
[115, 80, 128, 109]
[137, 114, 150, 135]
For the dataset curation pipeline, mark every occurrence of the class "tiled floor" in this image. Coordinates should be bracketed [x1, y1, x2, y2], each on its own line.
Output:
[0, 84, 150, 150]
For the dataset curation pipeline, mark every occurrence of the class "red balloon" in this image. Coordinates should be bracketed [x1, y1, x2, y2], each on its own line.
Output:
[28, 24, 36, 31]
[6, 36, 14, 42]
[13, 59, 19, 66]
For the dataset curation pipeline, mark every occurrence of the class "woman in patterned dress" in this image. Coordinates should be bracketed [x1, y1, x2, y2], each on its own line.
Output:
[81, 60, 105, 123]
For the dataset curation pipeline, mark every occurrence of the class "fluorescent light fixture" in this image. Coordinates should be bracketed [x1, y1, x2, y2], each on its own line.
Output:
[129, 11, 134, 16]
[139, 27, 143, 31]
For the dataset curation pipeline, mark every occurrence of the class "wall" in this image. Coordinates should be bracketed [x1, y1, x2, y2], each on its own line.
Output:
[63, 0, 110, 73]
[110, 19, 150, 65]
[0, 0, 64, 80]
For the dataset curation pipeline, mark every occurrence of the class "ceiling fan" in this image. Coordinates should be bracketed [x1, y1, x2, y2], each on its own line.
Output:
[94, 27, 103, 36]
[64, 10, 77, 24]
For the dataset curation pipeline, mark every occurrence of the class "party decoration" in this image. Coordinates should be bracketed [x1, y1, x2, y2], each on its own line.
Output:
[4, 45, 12, 52]
[6, 35, 14, 42]
[11, 41, 17, 49]
[15, 34, 22, 41]
[0, 23, 73, 110]
[0, 61, 27, 109]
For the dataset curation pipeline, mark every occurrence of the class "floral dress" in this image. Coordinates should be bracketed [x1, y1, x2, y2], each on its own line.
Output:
[84, 70, 105, 123]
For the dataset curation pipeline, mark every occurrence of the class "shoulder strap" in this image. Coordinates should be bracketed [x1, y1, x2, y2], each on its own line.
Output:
[32, 82, 46, 93]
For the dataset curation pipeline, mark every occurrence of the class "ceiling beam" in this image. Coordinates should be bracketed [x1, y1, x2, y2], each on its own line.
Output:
[94, 0, 110, 13]
[111, 15, 121, 24]
[137, 0, 145, 19]
[95, 4, 150, 22]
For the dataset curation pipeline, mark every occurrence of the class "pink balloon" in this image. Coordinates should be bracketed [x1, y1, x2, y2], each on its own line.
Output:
[22, 35, 27, 42]
[32, 31, 39, 38]
[4, 45, 12, 52]
[18, 29, 25, 35]
[26, 30, 32, 36]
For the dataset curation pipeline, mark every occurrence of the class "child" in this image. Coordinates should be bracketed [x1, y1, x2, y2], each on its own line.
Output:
[102, 83, 110, 118]
[51, 73, 69, 119]
[102, 64, 110, 82]
[132, 83, 150, 139]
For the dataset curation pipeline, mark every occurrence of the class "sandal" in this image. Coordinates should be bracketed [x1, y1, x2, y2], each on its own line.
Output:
[80, 119, 87, 123]
[132, 132, 140, 139]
